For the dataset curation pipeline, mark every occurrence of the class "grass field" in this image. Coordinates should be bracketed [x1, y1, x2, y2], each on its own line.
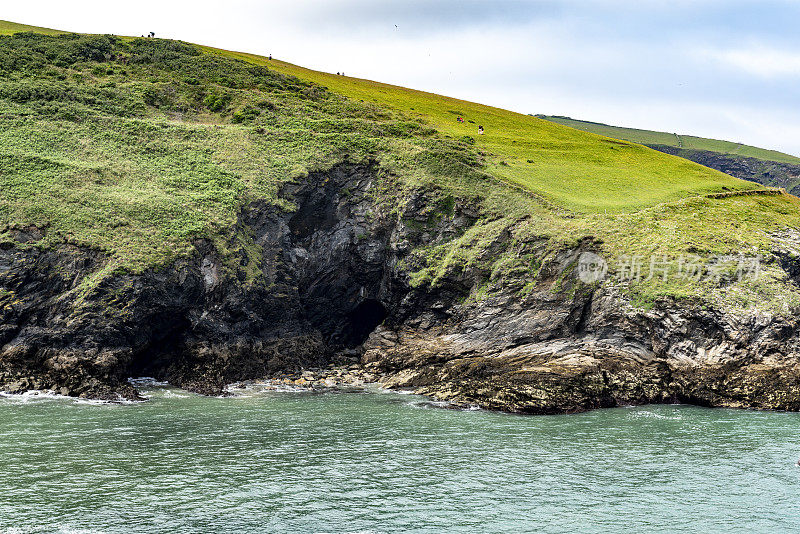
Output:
[538, 115, 800, 165]
[0, 30, 475, 274]
[209, 47, 763, 213]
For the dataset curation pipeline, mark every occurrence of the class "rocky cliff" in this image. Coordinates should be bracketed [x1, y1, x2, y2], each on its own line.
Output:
[3, 162, 800, 413]
[4, 32, 800, 413]
[0, 164, 387, 398]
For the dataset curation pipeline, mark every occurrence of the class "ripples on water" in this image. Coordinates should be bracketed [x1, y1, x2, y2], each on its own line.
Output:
[1, 382, 799, 533]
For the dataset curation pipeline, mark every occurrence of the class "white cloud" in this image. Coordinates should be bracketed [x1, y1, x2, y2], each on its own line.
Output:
[706, 45, 800, 78]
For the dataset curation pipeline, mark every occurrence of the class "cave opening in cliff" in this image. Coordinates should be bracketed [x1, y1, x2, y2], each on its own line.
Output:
[342, 299, 388, 347]
[126, 315, 191, 380]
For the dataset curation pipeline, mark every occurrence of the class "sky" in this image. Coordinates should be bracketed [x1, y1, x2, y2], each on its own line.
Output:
[4, 0, 800, 156]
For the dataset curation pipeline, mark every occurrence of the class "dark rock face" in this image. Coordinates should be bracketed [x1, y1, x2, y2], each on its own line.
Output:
[3, 162, 800, 413]
[647, 145, 800, 194]
[0, 163, 470, 399]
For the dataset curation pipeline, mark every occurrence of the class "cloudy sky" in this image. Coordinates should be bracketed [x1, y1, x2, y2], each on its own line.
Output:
[5, 0, 800, 156]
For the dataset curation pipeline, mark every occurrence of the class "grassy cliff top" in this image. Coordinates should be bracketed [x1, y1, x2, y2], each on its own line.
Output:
[1, 20, 800, 315]
[538, 115, 800, 165]
[0, 20, 766, 213]
[212, 47, 764, 213]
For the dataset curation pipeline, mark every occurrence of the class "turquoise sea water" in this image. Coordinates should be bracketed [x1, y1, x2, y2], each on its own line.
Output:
[1, 382, 799, 533]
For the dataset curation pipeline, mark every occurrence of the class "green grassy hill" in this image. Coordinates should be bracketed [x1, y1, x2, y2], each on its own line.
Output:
[0, 20, 64, 36]
[2, 20, 800, 313]
[0, 20, 766, 213]
[537, 115, 800, 165]
[216, 47, 764, 213]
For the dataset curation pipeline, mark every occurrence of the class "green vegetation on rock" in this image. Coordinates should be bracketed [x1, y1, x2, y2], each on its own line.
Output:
[2, 20, 800, 316]
[0, 30, 488, 275]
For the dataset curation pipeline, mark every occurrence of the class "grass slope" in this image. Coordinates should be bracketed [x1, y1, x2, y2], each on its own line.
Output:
[0, 32, 498, 278]
[538, 115, 800, 165]
[212, 48, 762, 213]
[2, 21, 800, 315]
[0, 20, 764, 213]
[0, 20, 64, 36]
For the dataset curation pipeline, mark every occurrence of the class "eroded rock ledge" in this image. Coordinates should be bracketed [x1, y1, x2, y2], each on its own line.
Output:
[2, 163, 800, 412]
[364, 296, 800, 414]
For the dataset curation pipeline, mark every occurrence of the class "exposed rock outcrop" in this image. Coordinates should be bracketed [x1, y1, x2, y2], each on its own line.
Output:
[365, 287, 800, 414]
[0, 163, 471, 399]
